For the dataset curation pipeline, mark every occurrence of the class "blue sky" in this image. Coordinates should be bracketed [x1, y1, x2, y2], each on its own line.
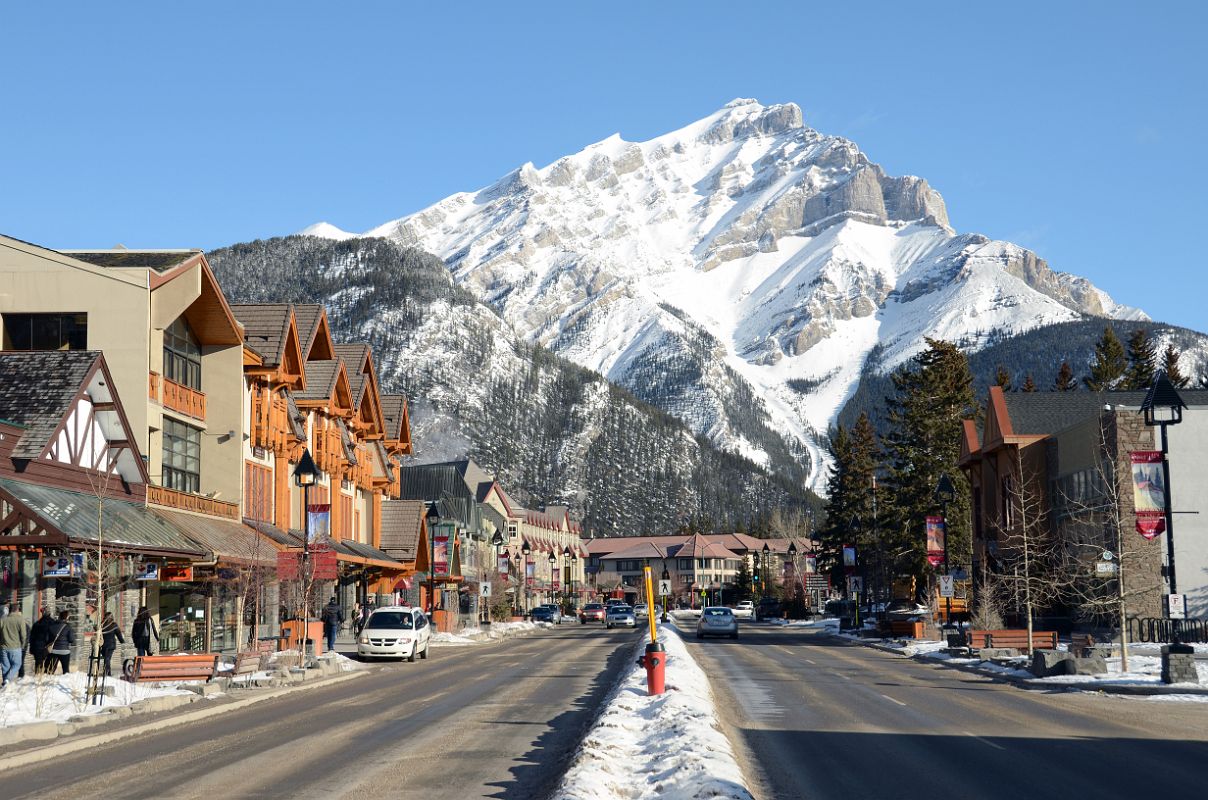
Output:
[3, 2, 1205, 330]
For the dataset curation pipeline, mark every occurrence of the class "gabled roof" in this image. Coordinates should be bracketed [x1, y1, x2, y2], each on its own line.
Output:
[231, 304, 293, 366]
[380, 499, 426, 563]
[380, 395, 411, 450]
[293, 304, 335, 361]
[61, 249, 198, 273]
[0, 351, 101, 459]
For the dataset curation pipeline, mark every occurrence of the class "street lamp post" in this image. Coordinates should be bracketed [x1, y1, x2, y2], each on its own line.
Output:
[761, 543, 770, 599]
[563, 546, 576, 611]
[787, 541, 799, 614]
[661, 566, 671, 621]
[847, 516, 861, 629]
[521, 541, 532, 618]
[1140, 372, 1188, 640]
[425, 504, 440, 617]
[548, 550, 558, 608]
[292, 449, 320, 662]
[489, 531, 505, 625]
[934, 473, 957, 631]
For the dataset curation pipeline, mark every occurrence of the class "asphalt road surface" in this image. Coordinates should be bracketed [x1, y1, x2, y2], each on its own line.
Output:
[1, 624, 640, 800]
[684, 623, 1208, 800]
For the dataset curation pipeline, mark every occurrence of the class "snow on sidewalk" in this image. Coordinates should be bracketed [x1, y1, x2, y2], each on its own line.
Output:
[0, 671, 193, 727]
[553, 625, 753, 800]
[430, 620, 548, 646]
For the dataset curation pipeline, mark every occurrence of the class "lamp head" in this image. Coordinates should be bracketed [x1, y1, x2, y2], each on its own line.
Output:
[293, 448, 320, 487]
[933, 473, 957, 506]
[1141, 372, 1187, 427]
[521, 541, 531, 556]
[491, 531, 505, 547]
[425, 503, 440, 524]
[788, 542, 798, 557]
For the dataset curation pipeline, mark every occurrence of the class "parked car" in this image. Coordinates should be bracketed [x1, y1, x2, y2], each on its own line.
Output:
[605, 598, 626, 607]
[579, 603, 607, 624]
[531, 604, 564, 624]
[733, 601, 755, 620]
[605, 604, 636, 629]
[633, 603, 648, 618]
[357, 606, 431, 662]
[697, 606, 738, 639]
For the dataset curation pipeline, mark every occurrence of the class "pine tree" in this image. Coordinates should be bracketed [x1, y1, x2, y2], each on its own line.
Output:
[1083, 326, 1127, 391]
[733, 559, 754, 601]
[818, 413, 881, 581]
[1163, 344, 1189, 388]
[994, 365, 1012, 391]
[1122, 328, 1157, 390]
[883, 339, 978, 586]
[1054, 361, 1077, 391]
[1021, 373, 1037, 392]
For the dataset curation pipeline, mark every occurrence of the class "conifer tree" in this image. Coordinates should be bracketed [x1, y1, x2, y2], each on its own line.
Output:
[1021, 373, 1037, 393]
[1122, 327, 1157, 390]
[1054, 361, 1077, 391]
[1163, 344, 1189, 388]
[1083, 326, 1127, 391]
[883, 339, 978, 585]
[994, 365, 1012, 391]
[818, 413, 881, 578]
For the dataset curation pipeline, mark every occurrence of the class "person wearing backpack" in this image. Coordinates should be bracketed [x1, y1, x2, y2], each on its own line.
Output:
[99, 612, 124, 676]
[28, 608, 55, 674]
[131, 607, 158, 657]
[320, 596, 344, 653]
[46, 611, 75, 675]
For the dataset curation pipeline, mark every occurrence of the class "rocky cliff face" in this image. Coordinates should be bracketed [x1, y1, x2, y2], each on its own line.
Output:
[301, 98, 1147, 490]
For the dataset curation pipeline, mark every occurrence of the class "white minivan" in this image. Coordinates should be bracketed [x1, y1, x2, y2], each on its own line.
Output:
[357, 606, 431, 662]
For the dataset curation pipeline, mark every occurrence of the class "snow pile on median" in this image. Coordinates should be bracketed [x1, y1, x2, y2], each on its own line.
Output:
[553, 625, 753, 800]
[430, 620, 547, 646]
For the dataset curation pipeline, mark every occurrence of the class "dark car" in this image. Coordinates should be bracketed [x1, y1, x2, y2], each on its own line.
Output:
[755, 598, 783, 621]
[530, 605, 563, 624]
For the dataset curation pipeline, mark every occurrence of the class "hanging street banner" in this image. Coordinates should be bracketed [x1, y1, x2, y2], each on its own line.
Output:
[432, 522, 453, 578]
[1130, 451, 1167, 539]
[1136, 514, 1166, 540]
[498, 553, 510, 576]
[307, 503, 331, 544]
[525, 559, 535, 586]
[804, 554, 817, 574]
[842, 545, 856, 568]
[312, 545, 338, 580]
[926, 516, 946, 567]
[552, 573, 560, 591]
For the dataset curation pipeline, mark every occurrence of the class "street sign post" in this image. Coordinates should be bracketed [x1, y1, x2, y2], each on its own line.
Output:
[938, 575, 955, 598]
[1095, 561, 1119, 576]
[658, 579, 672, 597]
[480, 582, 492, 598]
[1168, 593, 1186, 619]
[847, 576, 863, 594]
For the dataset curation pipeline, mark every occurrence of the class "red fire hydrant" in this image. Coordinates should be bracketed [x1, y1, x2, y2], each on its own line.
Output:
[637, 641, 666, 695]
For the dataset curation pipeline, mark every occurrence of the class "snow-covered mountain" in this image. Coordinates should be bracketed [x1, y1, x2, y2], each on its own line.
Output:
[302, 98, 1152, 490]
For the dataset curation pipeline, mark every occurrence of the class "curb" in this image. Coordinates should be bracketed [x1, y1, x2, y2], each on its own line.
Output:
[0, 668, 371, 771]
[835, 634, 1208, 697]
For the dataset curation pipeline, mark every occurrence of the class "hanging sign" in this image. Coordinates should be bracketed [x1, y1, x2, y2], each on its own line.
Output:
[311, 546, 338, 580]
[42, 554, 84, 578]
[161, 565, 193, 582]
[1136, 514, 1166, 540]
[432, 523, 453, 578]
[525, 559, 534, 586]
[842, 545, 857, 568]
[804, 554, 817, 574]
[926, 516, 946, 567]
[135, 561, 160, 581]
[277, 551, 300, 580]
[498, 553, 510, 576]
[307, 504, 331, 544]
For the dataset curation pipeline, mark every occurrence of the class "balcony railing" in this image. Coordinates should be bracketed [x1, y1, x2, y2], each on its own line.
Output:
[148, 371, 161, 401]
[162, 377, 206, 421]
[148, 484, 239, 520]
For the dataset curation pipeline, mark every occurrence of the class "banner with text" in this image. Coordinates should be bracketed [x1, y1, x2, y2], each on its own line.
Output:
[432, 523, 452, 578]
[498, 553, 510, 576]
[926, 516, 946, 567]
[1131, 451, 1166, 539]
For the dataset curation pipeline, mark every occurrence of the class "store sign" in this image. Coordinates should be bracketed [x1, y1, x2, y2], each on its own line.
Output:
[312, 547, 338, 580]
[135, 561, 160, 581]
[161, 565, 193, 582]
[42, 554, 84, 578]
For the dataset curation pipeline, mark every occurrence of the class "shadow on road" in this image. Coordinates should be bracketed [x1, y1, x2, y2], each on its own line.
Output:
[484, 634, 637, 800]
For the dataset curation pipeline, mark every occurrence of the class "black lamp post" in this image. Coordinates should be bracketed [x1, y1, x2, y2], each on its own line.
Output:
[761, 542, 770, 599]
[848, 516, 861, 628]
[563, 546, 575, 609]
[547, 550, 558, 606]
[934, 473, 957, 629]
[661, 565, 671, 621]
[489, 530, 505, 624]
[292, 448, 320, 660]
[425, 504, 440, 616]
[521, 540, 532, 617]
[1141, 372, 1188, 636]
[787, 541, 799, 609]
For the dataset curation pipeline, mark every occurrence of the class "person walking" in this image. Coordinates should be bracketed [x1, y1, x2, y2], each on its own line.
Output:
[46, 611, 75, 675]
[28, 608, 55, 674]
[99, 612, 124, 676]
[0, 603, 28, 686]
[320, 596, 343, 653]
[351, 601, 363, 636]
[131, 607, 157, 657]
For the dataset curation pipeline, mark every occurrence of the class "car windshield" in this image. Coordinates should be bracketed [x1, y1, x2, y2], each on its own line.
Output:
[366, 611, 414, 630]
[585, 604, 604, 610]
[609, 606, 632, 613]
[704, 608, 733, 617]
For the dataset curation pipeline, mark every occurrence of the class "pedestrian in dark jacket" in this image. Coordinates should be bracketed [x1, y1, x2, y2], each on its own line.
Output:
[46, 611, 75, 674]
[320, 597, 344, 653]
[99, 612, 124, 676]
[28, 609, 55, 674]
[131, 607, 157, 657]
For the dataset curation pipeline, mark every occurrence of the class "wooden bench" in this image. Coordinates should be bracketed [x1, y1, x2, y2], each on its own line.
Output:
[968, 629, 1057, 653]
[123, 653, 220, 683]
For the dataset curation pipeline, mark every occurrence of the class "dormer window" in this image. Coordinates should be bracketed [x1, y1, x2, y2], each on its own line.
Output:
[164, 317, 201, 390]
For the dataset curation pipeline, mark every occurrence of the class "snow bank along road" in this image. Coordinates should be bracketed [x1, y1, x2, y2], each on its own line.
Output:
[0, 625, 639, 800]
[686, 624, 1208, 800]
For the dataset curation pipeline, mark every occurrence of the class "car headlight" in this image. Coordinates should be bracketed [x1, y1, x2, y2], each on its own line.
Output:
[358, 635, 369, 644]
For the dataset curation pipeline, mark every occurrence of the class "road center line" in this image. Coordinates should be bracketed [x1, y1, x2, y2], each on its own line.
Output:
[803, 658, 816, 664]
[880, 694, 907, 707]
[964, 731, 1007, 750]
[834, 673, 850, 680]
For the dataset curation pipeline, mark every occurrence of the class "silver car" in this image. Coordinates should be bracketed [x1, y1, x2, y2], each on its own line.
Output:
[696, 606, 738, 639]
[605, 604, 637, 629]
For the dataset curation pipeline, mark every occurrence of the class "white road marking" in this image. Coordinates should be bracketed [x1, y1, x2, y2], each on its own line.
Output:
[964, 731, 1007, 750]
[834, 673, 851, 680]
[803, 658, 816, 665]
[880, 694, 907, 707]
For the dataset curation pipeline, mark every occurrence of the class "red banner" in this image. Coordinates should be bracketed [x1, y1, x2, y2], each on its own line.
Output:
[1136, 512, 1166, 540]
[312, 546, 338, 580]
[498, 553, 509, 576]
[433, 523, 451, 578]
[525, 559, 534, 586]
[926, 516, 946, 567]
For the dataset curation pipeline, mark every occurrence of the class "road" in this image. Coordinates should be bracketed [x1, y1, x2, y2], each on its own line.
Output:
[684, 623, 1208, 800]
[1, 624, 640, 800]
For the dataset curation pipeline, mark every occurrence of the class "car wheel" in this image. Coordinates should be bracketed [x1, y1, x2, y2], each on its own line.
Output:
[420, 641, 428, 660]
[730, 632, 738, 640]
[697, 632, 703, 640]
[407, 646, 417, 663]
[580, 619, 586, 625]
